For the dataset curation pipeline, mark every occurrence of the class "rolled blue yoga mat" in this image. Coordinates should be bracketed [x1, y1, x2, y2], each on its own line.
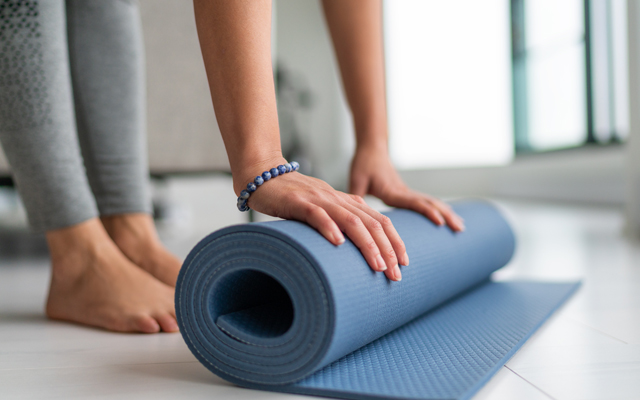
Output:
[176, 200, 579, 400]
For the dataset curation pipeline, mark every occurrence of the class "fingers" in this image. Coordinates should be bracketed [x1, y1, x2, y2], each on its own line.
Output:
[257, 176, 404, 281]
[292, 195, 403, 281]
[292, 203, 345, 246]
[385, 192, 465, 232]
[346, 194, 409, 267]
[343, 203, 404, 281]
[428, 198, 465, 231]
[324, 202, 402, 281]
[414, 199, 464, 232]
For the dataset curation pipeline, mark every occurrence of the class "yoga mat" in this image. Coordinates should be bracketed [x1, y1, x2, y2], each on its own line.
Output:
[176, 201, 579, 400]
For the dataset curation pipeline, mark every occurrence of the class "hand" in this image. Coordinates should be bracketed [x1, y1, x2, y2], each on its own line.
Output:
[349, 146, 465, 232]
[237, 158, 408, 281]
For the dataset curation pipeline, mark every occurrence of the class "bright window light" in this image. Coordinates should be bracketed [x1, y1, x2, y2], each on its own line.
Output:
[384, 0, 514, 170]
[525, 0, 586, 150]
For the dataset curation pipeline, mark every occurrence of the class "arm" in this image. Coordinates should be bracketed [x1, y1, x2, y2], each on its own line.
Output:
[321, 0, 464, 231]
[193, 0, 407, 280]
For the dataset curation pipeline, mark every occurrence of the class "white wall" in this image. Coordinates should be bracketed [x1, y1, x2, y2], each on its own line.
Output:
[140, 0, 229, 173]
[401, 145, 625, 205]
[275, 0, 354, 191]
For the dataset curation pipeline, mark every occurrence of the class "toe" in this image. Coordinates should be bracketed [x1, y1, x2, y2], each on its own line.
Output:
[133, 315, 161, 333]
[155, 313, 179, 333]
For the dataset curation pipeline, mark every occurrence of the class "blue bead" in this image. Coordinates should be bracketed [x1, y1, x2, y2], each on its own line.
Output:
[262, 171, 271, 181]
[254, 176, 264, 186]
[239, 190, 250, 200]
[291, 161, 299, 171]
[237, 199, 249, 212]
[246, 182, 257, 193]
[277, 165, 286, 175]
[285, 163, 292, 173]
[270, 167, 279, 177]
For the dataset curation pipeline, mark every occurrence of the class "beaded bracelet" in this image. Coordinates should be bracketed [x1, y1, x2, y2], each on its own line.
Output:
[237, 161, 300, 211]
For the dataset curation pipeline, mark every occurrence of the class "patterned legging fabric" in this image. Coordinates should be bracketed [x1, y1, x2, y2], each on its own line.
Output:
[0, 0, 150, 232]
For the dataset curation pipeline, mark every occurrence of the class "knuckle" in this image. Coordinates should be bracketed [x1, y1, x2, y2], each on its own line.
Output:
[337, 192, 351, 203]
[365, 240, 378, 252]
[305, 205, 323, 218]
[379, 214, 392, 227]
[351, 194, 366, 204]
[289, 193, 306, 204]
[425, 205, 439, 215]
[338, 192, 353, 204]
[385, 246, 398, 260]
[368, 218, 383, 232]
[419, 205, 433, 215]
[345, 213, 362, 227]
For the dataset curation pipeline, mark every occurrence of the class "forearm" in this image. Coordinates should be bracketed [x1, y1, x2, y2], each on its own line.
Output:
[321, 0, 388, 152]
[193, 0, 284, 194]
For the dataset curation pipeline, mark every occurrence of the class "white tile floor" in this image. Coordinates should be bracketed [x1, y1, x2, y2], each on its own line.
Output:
[1, 199, 639, 400]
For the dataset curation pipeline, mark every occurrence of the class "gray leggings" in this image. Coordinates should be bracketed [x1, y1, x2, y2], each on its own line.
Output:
[0, 0, 150, 232]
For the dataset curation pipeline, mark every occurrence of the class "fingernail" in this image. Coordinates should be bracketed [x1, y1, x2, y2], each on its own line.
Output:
[402, 252, 410, 266]
[375, 254, 387, 271]
[333, 232, 345, 245]
[394, 265, 402, 281]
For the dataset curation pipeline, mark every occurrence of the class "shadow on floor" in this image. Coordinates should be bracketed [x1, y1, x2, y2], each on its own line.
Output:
[0, 311, 47, 324]
[0, 229, 48, 259]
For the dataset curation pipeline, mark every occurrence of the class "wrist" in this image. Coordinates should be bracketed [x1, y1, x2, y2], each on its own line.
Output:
[353, 114, 389, 152]
[355, 140, 388, 155]
[232, 154, 289, 196]
[355, 127, 388, 154]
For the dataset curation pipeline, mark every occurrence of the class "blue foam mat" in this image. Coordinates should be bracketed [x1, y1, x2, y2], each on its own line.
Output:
[176, 201, 579, 400]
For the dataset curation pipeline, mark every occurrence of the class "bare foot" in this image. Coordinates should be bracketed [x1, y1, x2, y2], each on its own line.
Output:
[101, 213, 182, 287]
[45, 219, 179, 333]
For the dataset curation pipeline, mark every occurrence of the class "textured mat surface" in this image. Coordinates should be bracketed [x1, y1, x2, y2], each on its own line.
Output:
[176, 201, 579, 400]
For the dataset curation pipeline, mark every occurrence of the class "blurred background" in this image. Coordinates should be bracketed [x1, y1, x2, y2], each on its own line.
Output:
[0, 0, 638, 256]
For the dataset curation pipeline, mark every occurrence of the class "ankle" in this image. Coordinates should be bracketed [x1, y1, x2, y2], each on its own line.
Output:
[101, 213, 160, 262]
[46, 218, 112, 278]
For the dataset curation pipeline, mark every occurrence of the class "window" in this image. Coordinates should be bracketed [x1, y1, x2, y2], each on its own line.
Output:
[512, 0, 629, 152]
[384, 0, 514, 169]
[383, 0, 629, 171]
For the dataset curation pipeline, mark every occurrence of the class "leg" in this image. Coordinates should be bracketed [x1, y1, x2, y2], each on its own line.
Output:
[0, 0, 177, 332]
[0, 0, 97, 231]
[65, 0, 181, 286]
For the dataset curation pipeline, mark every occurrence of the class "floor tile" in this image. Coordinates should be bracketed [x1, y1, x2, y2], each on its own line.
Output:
[473, 367, 553, 400]
[508, 344, 640, 400]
